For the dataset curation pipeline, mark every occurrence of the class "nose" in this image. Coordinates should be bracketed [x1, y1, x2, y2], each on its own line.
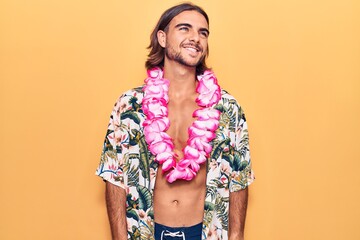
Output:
[189, 29, 200, 42]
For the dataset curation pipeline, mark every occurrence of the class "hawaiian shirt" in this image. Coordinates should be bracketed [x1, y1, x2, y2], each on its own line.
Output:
[96, 86, 255, 240]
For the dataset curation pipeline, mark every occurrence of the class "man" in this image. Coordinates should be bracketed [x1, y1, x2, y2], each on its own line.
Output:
[96, 3, 254, 240]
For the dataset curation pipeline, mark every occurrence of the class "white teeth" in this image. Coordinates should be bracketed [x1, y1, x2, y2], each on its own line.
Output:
[186, 47, 197, 52]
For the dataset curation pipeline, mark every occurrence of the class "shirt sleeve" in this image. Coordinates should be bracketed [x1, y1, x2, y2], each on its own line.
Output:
[95, 95, 129, 189]
[229, 104, 255, 192]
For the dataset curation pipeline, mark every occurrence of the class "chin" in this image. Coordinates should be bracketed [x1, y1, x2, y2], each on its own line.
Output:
[182, 59, 202, 68]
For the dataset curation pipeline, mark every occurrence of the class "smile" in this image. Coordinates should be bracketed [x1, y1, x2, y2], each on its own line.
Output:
[186, 47, 199, 53]
[182, 44, 201, 53]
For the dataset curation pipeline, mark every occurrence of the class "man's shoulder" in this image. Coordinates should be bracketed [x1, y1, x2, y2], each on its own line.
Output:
[114, 85, 144, 103]
[220, 89, 235, 99]
[119, 85, 144, 98]
[219, 89, 247, 122]
[111, 86, 144, 112]
[220, 88, 241, 106]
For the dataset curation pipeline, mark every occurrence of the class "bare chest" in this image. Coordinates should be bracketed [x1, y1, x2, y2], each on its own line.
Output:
[166, 99, 198, 159]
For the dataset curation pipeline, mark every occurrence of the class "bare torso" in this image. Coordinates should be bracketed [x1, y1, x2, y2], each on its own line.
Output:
[153, 92, 207, 227]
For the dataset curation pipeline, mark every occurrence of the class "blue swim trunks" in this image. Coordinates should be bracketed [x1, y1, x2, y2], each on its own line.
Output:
[154, 222, 202, 240]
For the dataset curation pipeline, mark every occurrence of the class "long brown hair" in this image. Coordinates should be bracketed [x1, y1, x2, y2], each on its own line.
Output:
[145, 3, 210, 75]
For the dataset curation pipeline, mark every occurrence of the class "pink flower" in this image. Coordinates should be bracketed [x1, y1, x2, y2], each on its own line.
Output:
[166, 165, 196, 183]
[161, 157, 176, 172]
[220, 175, 228, 184]
[193, 108, 221, 120]
[143, 83, 168, 101]
[143, 118, 171, 143]
[146, 67, 163, 80]
[156, 151, 176, 171]
[144, 129, 171, 144]
[193, 119, 219, 131]
[143, 118, 169, 131]
[188, 136, 212, 153]
[196, 71, 221, 107]
[108, 163, 117, 170]
[194, 154, 207, 165]
[183, 145, 200, 159]
[178, 158, 202, 172]
[149, 139, 174, 154]
[156, 151, 173, 162]
[188, 126, 216, 141]
[143, 72, 169, 102]
[142, 98, 168, 118]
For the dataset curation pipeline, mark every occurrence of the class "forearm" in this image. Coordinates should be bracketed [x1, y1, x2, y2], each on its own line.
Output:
[105, 181, 128, 240]
[228, 187, 248, 240]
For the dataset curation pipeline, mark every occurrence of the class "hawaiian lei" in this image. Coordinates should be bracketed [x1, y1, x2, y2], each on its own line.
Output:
[142, 67, 221, 183]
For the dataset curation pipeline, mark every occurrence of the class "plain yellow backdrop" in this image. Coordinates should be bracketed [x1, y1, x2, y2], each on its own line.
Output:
[1, 0, 359, 239]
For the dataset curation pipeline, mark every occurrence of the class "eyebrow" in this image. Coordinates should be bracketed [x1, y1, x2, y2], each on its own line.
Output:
[174, 23, 210, 36]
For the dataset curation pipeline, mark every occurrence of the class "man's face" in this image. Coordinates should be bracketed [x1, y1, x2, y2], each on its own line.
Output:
[158, 10, 209, 68]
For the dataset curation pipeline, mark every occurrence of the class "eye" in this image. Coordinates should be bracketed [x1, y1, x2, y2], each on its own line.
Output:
[200, 31, 209, 38]
[179, 26, 189, 31]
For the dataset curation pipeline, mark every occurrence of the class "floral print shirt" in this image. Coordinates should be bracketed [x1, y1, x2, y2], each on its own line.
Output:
[96, 86, 255, 240]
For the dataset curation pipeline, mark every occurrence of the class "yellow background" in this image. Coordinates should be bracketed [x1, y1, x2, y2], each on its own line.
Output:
[1, 0, 359, 239]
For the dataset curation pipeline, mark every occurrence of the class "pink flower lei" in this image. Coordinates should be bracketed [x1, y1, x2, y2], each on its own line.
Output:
[142, 67, 221, 183]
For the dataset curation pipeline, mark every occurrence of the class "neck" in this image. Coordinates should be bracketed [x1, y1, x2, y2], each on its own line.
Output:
[163, 62, 197, 99]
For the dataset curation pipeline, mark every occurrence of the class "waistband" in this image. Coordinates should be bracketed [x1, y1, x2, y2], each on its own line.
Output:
[155, 222, 202, 238]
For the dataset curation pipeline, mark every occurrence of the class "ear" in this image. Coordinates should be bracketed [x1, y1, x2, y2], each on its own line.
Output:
[157, 30, 166, 48]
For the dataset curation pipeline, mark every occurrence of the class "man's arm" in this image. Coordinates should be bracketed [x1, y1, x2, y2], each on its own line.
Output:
[105, 181, 127, 240]
[228, 187, 248, 240]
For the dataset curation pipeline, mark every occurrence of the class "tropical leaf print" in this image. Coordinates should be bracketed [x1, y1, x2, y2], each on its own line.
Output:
[238, 164, 252, 188]
[211, 177, 229, 190]
[238, 106, 245, 121]
[215, 196, 228, 230]
[130, 226, 141, 240]
[103, 129, 114, 152]
[233, 151, 249, 172]
[214, 104, 225, 113]
[128, 165, 139, 186]
[138, 135, 151, 181]
[206, 185, 218, 201]
[147, 208, 154, 218]
[227, 107, 237, 132]
[221, 149, 231, 163]
[204, 201, 215, 211]
[239, 161, 249, 172]
[136, 185, 152, 212]
[227, 99, 237, 106]
[128, 153, 140, 159]
[123, 157, 139, 186]
[129, 96, 142, 112]
[100, 148, 116, 164]
[203, 201, 215, 228]
[127, 192, 139, 209]
[140, 223, 154, 240]
[218, 109, 230, 129]
[126, 209, 139, 221]
[121, 111, 140, 125]
[113, 176, 123, 183]
[133, 86, 144, 93]
[238, 128, 249, 159]
[211, 138, 230, 161]
[232, 151, 242, 171]
[129, 129, 141, 146]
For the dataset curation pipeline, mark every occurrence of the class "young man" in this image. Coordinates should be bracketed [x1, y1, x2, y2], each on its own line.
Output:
[96, 3, 255, 240]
